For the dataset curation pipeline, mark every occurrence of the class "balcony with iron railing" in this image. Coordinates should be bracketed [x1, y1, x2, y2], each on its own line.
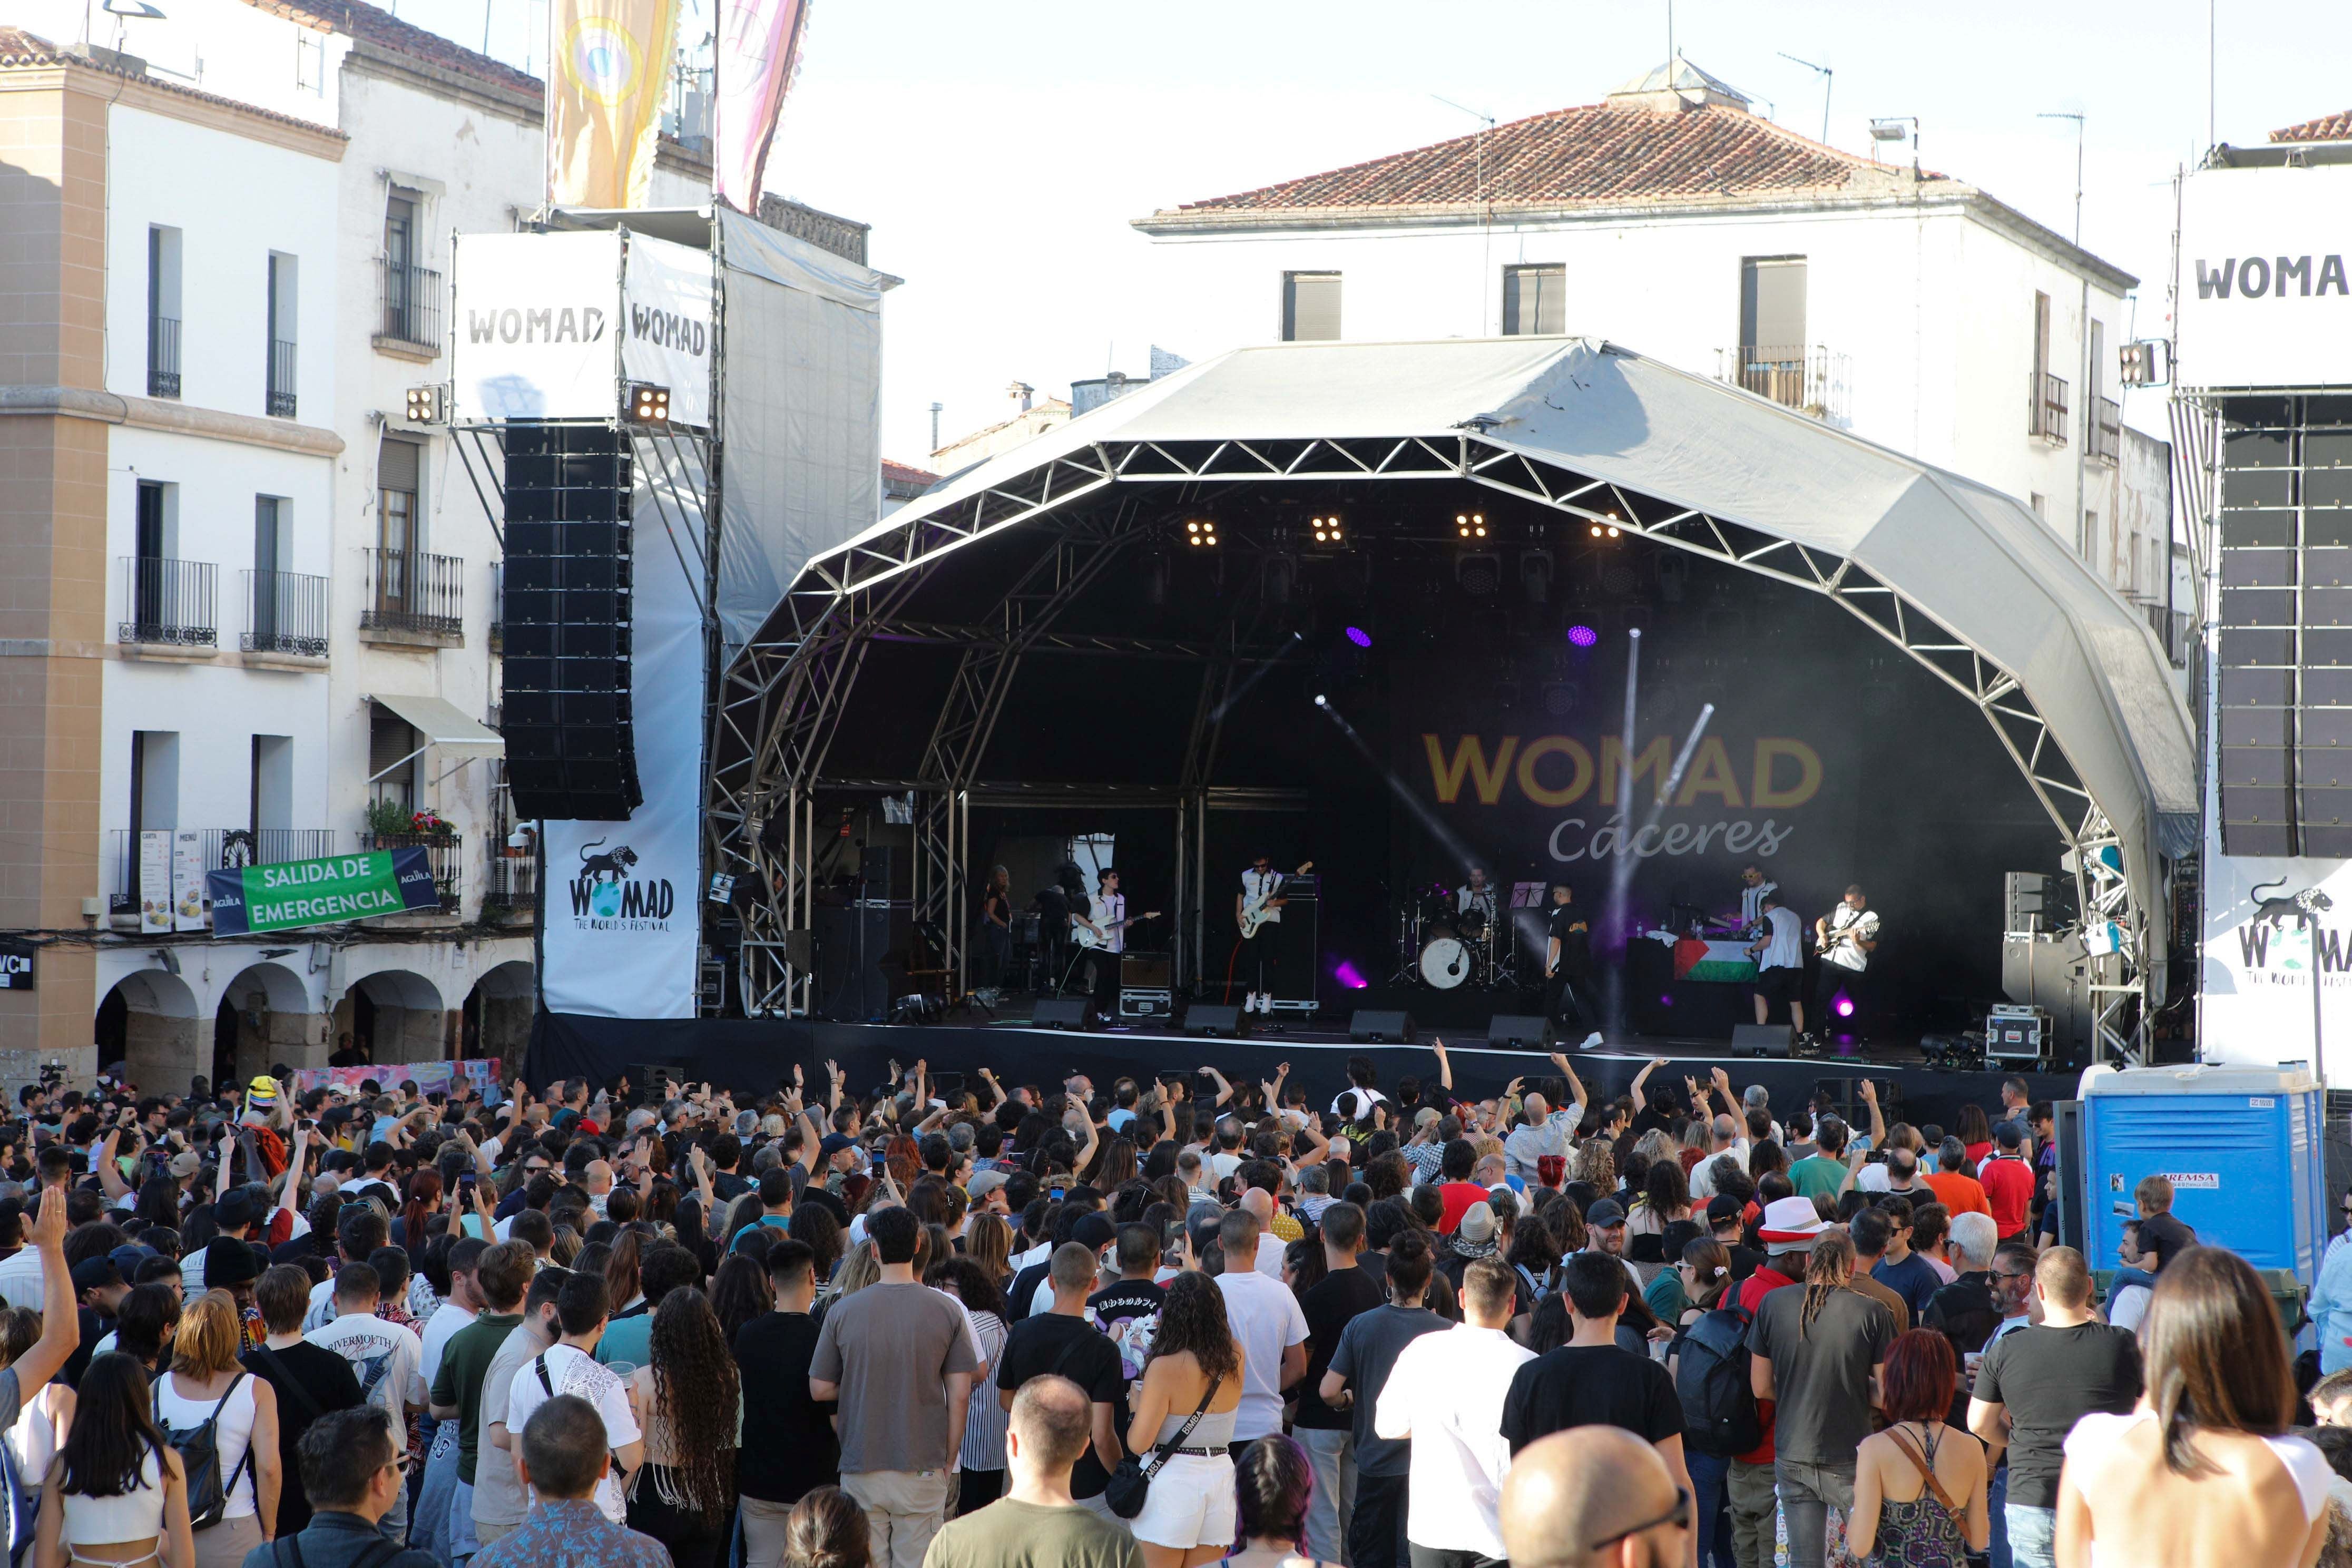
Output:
[2091, 396, 2122, 464]
[117, 557, 216, 649]
[484, 849, 536, 922]
[241, 569, 329, 658]
[375, 259, 444, 357]
[106, 826, 337, 916]
[359, 547, 463, 645]
[354, 828, 463, 911]
[2030, 370, 2070, 445]
[1714, 345, 1850, 424]
[146, 315, 180, 399]
[266, 338, 297, 418]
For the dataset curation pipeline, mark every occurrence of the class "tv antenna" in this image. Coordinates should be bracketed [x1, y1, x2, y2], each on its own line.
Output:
[1778, 53, 1832, 145]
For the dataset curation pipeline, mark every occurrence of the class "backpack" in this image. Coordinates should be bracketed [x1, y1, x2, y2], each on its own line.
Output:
[155, 1374, 253, 1531]
[1672, 1305, 1762, 1457]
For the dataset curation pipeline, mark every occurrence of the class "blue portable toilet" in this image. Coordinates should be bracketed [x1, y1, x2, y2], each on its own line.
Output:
[2076, 1064, 2327, 1281]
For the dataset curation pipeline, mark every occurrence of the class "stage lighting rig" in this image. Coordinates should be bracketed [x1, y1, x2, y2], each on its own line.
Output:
[1310, 512, 1345, 546]
[1184, 517, 1219, 547]
[1456, 552, 1502, 596]
[624, 380, 671, 424]
[403, 384, 447, 424]
[1455, 511, 1487, 540]
[1587, 511, 1622, 540]
[1520, 548, 1554, 604]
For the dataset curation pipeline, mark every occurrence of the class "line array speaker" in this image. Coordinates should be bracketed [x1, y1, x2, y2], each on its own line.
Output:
[2217, 398, 2352, 857]
[501, 423, 642, 821]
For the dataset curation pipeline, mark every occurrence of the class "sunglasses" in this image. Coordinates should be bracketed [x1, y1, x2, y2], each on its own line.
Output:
[1589, 1486, 1692, 1551]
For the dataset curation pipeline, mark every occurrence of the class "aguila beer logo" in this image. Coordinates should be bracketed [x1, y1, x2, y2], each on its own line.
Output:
[567, 838, 674, 931]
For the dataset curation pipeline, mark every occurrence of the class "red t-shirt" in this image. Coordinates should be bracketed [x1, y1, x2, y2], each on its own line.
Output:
[1924, 1170, 1992, 1218]
[1979, 1155, 2034, 1237]
[1437, 1181, 1489, 1233]
[1734, 1265, 1799, 1465]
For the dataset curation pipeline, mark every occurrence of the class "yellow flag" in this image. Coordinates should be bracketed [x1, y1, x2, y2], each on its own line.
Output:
[545, 0, 681, 209]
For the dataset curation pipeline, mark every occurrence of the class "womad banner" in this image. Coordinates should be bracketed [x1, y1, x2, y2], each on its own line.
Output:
[208, 849, 440, 935]
[1386, 647, 1864, 955]
[290, 1060, 501, 1100]
[538, 449, 703, 1020]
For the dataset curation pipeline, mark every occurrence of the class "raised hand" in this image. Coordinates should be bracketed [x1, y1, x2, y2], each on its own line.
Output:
[28, 1187, 64, 1249]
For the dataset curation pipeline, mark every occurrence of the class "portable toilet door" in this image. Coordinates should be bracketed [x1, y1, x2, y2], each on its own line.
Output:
[2076, 1064, 2326, 1281]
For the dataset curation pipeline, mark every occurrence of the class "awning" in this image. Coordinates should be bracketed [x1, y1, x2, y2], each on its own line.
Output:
[368, 693, 504, 759]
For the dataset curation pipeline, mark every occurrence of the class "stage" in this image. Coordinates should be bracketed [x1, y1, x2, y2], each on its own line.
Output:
[529, 1007, 2080, 1129]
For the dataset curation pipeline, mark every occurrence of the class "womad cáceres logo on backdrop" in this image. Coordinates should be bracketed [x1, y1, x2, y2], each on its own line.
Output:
[566, 838, 675, 932]
[1418, 733, 1824, 864]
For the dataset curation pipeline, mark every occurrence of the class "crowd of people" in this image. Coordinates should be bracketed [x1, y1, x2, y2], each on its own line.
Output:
[0, 1048, 2330, 1568]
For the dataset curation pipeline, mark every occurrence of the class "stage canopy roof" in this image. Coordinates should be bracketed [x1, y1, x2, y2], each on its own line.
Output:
[739, 336, 2195, 1001]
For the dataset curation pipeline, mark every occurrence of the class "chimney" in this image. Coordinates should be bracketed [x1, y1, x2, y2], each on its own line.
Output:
[1008, 381, 1035, 413]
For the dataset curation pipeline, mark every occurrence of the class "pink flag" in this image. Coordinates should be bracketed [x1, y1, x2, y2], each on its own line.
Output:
[713, 0, 811, 213]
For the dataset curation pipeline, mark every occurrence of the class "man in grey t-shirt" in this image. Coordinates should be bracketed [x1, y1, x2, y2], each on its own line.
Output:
[1320, 1239, 1451, 1568]
[474, 1266, 561, 1551]
[810, 1207, 979, 1568]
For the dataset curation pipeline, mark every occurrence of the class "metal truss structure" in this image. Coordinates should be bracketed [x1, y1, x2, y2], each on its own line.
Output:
[711, 431, 2158, 1057]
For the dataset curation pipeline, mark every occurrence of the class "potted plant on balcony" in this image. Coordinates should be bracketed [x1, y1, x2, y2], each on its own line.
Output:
[362, 797, 410, 845]
[409, 807, 454, 842]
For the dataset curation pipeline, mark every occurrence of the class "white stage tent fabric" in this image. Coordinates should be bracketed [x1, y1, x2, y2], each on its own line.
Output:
[769, 336, 2194, 966]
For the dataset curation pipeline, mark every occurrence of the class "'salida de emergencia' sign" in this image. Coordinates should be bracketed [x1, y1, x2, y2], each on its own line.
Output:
[208, 849, 440, 935]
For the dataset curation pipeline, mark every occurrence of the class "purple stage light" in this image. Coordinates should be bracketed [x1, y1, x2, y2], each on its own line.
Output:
[1345, 626, 1373, 648]
[1835, 996, 1856, 1017]
[1660, 994, 1674, 1007]
[1334, 960, 1369, 990]
[1567, 624, 1599, 648]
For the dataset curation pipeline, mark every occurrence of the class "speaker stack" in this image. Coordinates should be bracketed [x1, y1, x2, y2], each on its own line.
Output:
[499, 425, 642, 821]
[2217, 401, 2352, 857]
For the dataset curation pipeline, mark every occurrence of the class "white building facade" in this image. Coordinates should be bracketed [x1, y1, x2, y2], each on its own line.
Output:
[1133, 62, 2177, 640]
[1, 3, 870, 1089]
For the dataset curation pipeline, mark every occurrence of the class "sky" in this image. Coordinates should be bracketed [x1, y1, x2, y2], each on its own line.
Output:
[385, 0, 2352, 463]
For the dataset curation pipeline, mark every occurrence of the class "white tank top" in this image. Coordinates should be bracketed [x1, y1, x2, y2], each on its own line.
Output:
[155, 1373, 258, 1518]
[59, 1449, 165, 1547]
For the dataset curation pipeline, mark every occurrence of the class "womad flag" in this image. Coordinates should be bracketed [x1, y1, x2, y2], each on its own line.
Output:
[712, 0, 811, 212]
[208, 849, 440, 935]
[546, 0, 681, 208]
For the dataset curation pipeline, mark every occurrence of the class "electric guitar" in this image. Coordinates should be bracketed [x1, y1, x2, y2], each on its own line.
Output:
[1072, 912, 1160, 950]
[1240, 862, 1314, 939]
[1816, 916, 1877, 957]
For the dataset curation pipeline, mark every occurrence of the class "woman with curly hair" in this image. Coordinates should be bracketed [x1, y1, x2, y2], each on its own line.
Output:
[1572, 1138, 1617, 1194]
[625, 1287, 742, 1568]
[1126, 1270, 1245, 1567]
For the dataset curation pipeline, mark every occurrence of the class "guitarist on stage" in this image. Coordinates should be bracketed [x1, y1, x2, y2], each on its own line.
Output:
[1809, 883, 1881, 1048]
[1237, 854, 1295, 1015]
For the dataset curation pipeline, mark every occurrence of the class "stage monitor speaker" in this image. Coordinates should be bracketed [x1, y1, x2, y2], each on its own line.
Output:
[1485, 1014, 1552, 1048]
[1732, 1024, 1792, 1057]
[1031, 998, 1093, 1032]
[1184, 1003, 1247, 1038]
[1348, 1010, 1415, 1044]
[501, 423, 642, 821]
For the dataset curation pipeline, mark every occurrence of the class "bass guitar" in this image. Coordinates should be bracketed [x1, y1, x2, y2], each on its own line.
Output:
[1072, 912, 1161, 950]
[1240, 862, 1313, 939]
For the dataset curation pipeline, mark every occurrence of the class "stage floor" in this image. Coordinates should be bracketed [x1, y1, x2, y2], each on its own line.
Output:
[531, 1006, 2082, 1130]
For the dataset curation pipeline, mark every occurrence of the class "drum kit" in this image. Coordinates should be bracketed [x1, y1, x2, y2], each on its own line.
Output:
[1392, 881, 1521, 991]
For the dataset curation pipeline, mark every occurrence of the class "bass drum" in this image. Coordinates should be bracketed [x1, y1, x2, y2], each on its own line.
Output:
[1419, 936, 1471, 989]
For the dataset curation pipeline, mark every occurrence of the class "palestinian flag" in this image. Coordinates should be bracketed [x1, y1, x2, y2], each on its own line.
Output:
[1673, 937, 1759, 985]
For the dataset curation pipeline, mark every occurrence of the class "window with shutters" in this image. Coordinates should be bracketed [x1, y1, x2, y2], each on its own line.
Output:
[1503, 265, 1566, 335]
[1282, 272, 1341, 342]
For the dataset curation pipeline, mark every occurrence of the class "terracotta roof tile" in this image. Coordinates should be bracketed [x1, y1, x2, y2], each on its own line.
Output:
[242, 0, 542, 97]
[1158, 99, 1939, 219]
[2273, 109, 2352, 144]
[0, 24, 349, 143]
[881, 459, 940, 488]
